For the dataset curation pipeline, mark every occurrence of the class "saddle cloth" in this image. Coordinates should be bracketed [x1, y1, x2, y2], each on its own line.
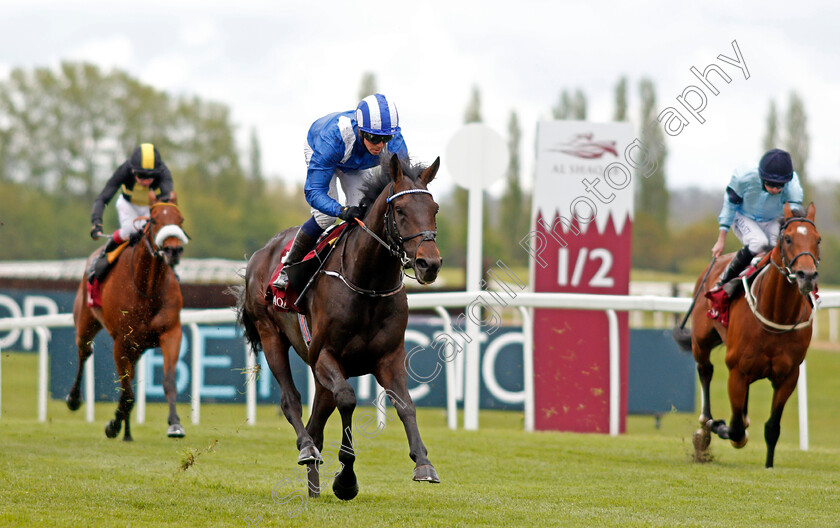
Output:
[266, 223, 348, 313]
[705, 254, 770, 327]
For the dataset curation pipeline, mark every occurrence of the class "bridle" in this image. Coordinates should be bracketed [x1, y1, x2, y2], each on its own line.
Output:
[130, 203, 188, 298]
[771, 216, 820, 284]
[327, 184, 437, 296]
[356, 184, 437, 272]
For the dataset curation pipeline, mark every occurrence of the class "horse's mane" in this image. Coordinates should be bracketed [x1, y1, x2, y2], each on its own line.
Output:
[358, 153, 427, 212]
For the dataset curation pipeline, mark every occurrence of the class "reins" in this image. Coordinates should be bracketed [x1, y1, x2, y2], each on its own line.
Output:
[742, 216, 820, 333]
[324, 184, 436, 297]
[126, 202, 185, 299]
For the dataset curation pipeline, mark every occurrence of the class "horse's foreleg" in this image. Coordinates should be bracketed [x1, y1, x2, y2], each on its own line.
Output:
[312, 352, 359, 501]
[375, 356, 440, 484]
[765, 371, 799, 468]
[304, 384, 337, 499]
[726, 368, 749, 448]
[160, 327, 185, 438]
[68, 313, 100, 411]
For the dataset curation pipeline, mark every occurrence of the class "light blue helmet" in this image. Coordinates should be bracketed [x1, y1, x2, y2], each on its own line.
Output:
[355, 93, 400, 135]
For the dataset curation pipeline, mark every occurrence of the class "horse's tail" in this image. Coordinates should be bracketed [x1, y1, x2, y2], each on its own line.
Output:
[227, 284, 262, 356]
[671, 326, 693, 352]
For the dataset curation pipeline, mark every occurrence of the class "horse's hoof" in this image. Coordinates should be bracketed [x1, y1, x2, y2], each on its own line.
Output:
[332, 476, 359, 501]
[692, 428, 711, 453]
[105, 421, 119, 439]
[66, 394, 82, 411]
[731, 431, 749, 449]
[413, 464, 440, 483]
[297, 445, 323, 465]
[167, 424, 186, 438]
[123, 435, 133, 442]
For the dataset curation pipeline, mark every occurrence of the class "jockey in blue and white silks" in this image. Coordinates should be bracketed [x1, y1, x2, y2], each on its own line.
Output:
[712, 148, 804, 288]
[273, 93, 409, 289]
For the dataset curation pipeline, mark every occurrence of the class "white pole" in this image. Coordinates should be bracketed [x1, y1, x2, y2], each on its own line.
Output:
[190, 323, 201, 425]
[307, 368, 315, 418]
[36, 327, 48, 423]
[798, 361, 809, 451]
[375, 382, 386, 428]
[0, 346, 3, 419]
[84, 353, 95, 423]
[607, 310, 620, 436]
[464, 186, 483, 431]
[136, 353, 146, 424]
[830, 309, 838, 342]
[246, 345, 256, 425]
[435, 307, 458, 430]
[519, 307, 535, 432]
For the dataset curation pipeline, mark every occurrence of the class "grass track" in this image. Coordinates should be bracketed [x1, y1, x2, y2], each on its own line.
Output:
[2, 349, 839, 527]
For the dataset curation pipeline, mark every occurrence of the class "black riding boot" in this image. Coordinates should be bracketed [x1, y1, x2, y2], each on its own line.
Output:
[88, 237, 120, 283]
[716, 246, 754, 288]
[272, 229, 318, 289]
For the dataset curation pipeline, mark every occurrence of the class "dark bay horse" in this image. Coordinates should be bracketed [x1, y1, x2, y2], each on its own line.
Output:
[235, 154, 442, 500]
[67, 196, 189, 441]
[677, 203, 820, 467]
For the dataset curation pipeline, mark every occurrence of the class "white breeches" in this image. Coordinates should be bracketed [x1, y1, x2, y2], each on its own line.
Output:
[732, 213, 782, 254]
[115, 194, 150, 240]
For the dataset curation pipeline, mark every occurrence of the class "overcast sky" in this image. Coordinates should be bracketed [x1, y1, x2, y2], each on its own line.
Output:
[2, 1, 838, 197]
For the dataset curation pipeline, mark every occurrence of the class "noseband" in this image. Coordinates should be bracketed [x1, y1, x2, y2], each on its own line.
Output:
[384, 185, 437, 269]
[774, 216, 819, 283]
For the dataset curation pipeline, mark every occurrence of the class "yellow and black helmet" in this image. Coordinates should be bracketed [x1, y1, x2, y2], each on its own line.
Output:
[129, 143, 163, 176]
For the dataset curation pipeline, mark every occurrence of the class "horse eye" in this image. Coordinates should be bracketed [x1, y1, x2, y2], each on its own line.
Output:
[395, 206, 403, 215]
[784, 235, 792, 244]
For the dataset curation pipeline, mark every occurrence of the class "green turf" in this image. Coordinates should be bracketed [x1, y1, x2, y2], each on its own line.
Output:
[2, 349, 839, 527]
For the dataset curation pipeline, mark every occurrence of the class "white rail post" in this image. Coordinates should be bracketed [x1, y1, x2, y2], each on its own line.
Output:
[606, 310, 620, 436]
[798, 361, 809, 451]
[518, 306, 535, 432]
[375, 382, 387, 428]
[190, 323, 201, 424]
[36, 327, 49, 423]
[246, 344, 256, 425]
[830, 309, 838, 342]
[136, 353, 146, 424]
[434, 306, 458, 430]
[84, 352, 95, 423]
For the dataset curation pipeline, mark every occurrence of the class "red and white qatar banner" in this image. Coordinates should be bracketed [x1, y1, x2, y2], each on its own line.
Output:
[527, 121, 635, 433]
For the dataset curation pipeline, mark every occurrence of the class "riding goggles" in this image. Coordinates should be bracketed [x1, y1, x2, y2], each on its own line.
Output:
[362, 131, 393, 144]
[763, 180, 786, 189]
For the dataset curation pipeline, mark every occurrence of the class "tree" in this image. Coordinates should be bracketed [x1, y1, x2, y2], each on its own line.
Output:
[499, 110, 529, 266]
[633, 78, 671, 270]
[552, 88, 587, 120]
[358, 72, 377, 101]
[784, 91, 810, 197]
[614, 77, 627, 121]
[464, 85, 482, 123]
[762, 100, 779, 152]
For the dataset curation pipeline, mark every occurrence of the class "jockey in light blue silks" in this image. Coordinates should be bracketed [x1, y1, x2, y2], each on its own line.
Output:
[712, 148, 804, 289]
[273, 93, 409, 289]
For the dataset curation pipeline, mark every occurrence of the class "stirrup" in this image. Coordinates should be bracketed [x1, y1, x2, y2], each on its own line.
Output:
[272, 269, 289, 289]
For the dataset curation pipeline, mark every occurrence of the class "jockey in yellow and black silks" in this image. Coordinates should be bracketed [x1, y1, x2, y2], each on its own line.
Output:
[88, 143, 174, 282]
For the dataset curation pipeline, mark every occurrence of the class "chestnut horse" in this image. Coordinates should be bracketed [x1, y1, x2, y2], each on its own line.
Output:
[67, 197, 189, 441]
[676, 203, 820, 467]
[235, 154, 442, 500]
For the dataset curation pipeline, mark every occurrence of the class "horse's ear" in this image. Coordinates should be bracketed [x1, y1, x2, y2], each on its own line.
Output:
[389, 154, 403, 184]
[167, 191, 178, 205]
[149, 191, 159, 206]
[806, 202, 816, 221]
[784, 202, 793, 219]
[420, 157, 440, 187]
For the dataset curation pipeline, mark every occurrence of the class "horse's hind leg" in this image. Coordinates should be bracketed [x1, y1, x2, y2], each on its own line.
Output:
[68, 301, 101, 411]
[375, 354, 440, 483]
[160, 327, 185, 438]
[764, 371, 799, 468]
[106, 344, 135, 442]
[312, 351, 359, 501]
[258, 325, 320, 463]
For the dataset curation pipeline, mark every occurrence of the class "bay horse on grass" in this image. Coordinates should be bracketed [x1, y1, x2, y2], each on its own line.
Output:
[67, 196, 189, 441]
[676, 203, 820, 467]
[235, 154, 442, 500]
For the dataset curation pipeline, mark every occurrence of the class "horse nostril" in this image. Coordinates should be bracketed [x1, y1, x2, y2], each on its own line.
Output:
[415, 258, 428, 271]
[797, 270, 806, 278]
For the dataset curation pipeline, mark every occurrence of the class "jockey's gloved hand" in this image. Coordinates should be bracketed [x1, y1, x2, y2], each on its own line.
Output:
[90, 224, 103, 240]
[339, 206, 363, 223]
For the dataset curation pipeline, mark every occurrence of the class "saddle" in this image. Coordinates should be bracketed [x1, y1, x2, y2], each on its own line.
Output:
[705, 252, 771, 327]
[266, 223, 349, 313]
[85, 232, 144, 308]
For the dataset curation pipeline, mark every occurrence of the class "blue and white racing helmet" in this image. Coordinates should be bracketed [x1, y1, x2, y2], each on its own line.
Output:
[355, 93, 400, 135]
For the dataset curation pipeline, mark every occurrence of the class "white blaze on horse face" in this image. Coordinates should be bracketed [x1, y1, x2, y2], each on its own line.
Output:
[797, 226, 808, 236]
